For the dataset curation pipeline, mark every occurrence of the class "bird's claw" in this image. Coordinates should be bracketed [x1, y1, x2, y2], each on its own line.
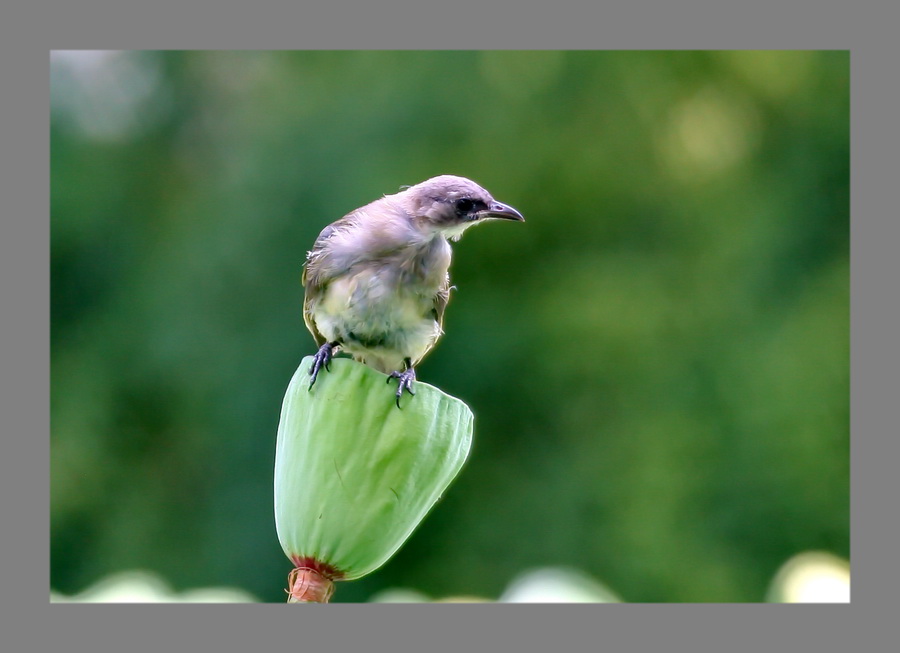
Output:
[387, 367, 416, 408]
[308, 342, 337, 389]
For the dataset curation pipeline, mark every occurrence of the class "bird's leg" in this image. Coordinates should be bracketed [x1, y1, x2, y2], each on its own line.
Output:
[308, 341, 340, 389]
[387, 358, 416, 408]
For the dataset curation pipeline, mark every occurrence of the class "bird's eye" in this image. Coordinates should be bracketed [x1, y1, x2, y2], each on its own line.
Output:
[455, 198, 475, 213]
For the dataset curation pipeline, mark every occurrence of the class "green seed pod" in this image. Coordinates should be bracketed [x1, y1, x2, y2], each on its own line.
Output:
[274, 356, 474, 601]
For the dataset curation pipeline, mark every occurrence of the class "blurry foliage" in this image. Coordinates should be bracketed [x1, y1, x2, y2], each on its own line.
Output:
[50, 50, 849, 602]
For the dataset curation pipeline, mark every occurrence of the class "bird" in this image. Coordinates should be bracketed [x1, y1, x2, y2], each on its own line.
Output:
[302, 174, 524, 406]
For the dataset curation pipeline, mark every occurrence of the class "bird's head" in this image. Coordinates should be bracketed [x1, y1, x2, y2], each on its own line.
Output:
[397, 175, 524, 241]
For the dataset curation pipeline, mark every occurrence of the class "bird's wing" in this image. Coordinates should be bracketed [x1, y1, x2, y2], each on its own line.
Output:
[406, 273, 452, 368]
[302, 217, 355, 346]
[301, 291, 327, 347]
[431, 272, 452, 335]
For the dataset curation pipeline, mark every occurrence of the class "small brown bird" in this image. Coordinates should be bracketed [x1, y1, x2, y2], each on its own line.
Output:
[302, 175, 524, 405]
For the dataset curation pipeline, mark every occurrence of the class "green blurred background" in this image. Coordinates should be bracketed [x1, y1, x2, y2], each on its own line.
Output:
[50, 50, 849, 602]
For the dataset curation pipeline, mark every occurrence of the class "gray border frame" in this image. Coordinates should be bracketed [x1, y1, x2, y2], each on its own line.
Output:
[6, 0, 891, 651]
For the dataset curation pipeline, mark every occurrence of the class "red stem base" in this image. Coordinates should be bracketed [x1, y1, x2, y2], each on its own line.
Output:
[286, 566, 337, 603]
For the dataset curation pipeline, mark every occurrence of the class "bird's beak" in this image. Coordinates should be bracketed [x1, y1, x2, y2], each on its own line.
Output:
[479, 201, 525, 222]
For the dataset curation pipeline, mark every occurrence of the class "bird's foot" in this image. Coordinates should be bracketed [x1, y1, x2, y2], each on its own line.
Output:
[387, 362, 416, 408]
[309, 342, 339, 389]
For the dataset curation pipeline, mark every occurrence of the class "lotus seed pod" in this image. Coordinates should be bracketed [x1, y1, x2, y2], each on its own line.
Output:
[274, 357, 474, 601]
